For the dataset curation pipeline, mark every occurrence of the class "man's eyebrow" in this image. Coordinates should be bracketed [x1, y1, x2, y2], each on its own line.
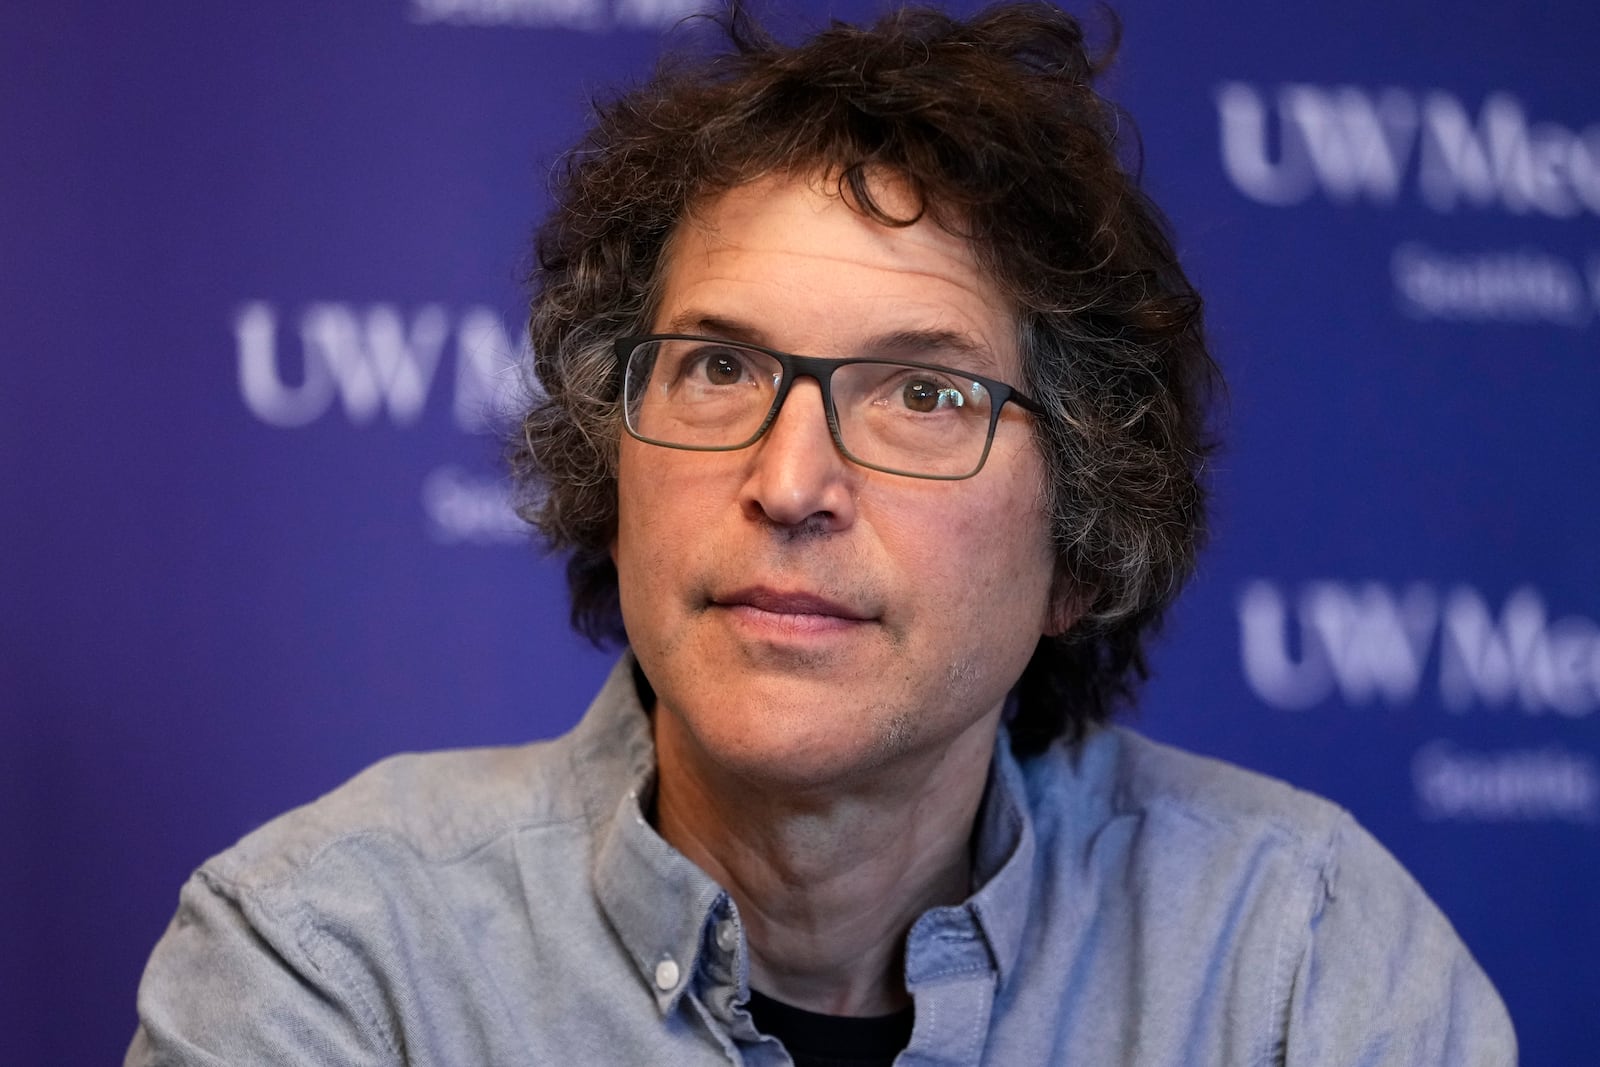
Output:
[659, 312, 766, 344]
[863, 329, 999, 373]
[658, 314, 1002, 374]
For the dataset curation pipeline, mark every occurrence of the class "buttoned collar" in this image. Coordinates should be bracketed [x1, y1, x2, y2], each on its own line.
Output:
[965, 738, 1036, 989]
[580, 655, 1038, 1014]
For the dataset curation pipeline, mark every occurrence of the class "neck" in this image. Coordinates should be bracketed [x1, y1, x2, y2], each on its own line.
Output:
[652, 707, 998, 1016]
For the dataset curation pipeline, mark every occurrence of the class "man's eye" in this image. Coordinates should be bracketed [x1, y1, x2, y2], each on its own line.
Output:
[690, 352, 748, 386]
[901, 378, 965, 413]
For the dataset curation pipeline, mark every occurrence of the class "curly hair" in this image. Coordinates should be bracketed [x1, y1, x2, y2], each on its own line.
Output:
[511, 2, 1219, 755]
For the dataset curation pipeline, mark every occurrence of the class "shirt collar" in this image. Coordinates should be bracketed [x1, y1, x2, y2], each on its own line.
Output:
[580, 655, 1040, 1005]
[583, 657, 729, 1016]
[965, 729, 1038, 990]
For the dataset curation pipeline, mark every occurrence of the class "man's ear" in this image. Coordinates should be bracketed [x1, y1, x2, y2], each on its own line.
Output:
[1044, 573, 1096, 638]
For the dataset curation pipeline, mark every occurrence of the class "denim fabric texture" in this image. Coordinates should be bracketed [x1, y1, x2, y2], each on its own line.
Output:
[128, 656, 1516, 1065]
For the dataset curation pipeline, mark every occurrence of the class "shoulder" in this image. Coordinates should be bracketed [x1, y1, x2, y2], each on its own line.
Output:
[130, 661, 661, 1061]
[199, 659, 651, 896]
[130, 740, 596, 1062]
[1019, 725, 1460, 934]
[201, 732, 592, 896]
[1021, 725, 1351, 869]
[1014, 727, 1517, 1063]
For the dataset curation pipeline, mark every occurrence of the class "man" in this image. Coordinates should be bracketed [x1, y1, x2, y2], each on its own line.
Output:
[130, 5, 1516, 1064]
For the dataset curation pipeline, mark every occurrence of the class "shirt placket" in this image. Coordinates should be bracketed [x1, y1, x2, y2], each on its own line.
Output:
[897, 905, 1000, 1067]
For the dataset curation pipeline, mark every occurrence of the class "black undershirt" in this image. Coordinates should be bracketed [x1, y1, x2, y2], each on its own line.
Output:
[746, 989, 914, 1067]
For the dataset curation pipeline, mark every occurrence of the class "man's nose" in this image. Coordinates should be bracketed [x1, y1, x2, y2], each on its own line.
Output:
[739, 378, 857, 530]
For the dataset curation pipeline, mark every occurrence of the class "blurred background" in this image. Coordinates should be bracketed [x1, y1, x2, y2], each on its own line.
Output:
[3, 1, 1595, 1061]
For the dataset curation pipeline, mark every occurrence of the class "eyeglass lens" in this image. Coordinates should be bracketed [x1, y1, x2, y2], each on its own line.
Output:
[623, 337, 998, 478]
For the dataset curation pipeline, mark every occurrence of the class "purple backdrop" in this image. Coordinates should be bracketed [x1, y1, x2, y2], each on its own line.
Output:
[4, 1, 1596, 1062]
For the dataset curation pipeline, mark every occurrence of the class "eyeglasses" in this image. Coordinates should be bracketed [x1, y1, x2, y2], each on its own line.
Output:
[617, 335, 1043, 480]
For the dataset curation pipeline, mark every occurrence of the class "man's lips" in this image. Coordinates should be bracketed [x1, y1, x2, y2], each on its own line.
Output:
[710, 587, 875, 622]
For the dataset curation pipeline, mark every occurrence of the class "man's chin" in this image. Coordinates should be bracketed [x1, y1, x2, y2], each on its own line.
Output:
[662, 692, 921, 792]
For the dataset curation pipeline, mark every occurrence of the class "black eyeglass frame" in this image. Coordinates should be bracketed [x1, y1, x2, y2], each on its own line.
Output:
[616, 334, 1046, 481]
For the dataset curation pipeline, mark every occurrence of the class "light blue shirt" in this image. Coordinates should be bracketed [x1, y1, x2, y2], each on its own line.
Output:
[128, 657, 1516, 1065]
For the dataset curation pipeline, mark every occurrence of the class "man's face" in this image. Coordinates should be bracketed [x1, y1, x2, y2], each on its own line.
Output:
[613, 173, 1059, 793]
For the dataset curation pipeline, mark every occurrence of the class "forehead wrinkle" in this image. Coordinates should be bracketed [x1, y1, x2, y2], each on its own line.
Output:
[697, 237, 983, 289]
[658, 179, 1018, 374]
[653, 311, 1001, 374]
[676, 180, 987, 284]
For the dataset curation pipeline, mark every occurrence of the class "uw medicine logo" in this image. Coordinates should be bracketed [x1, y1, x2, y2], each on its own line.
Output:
[1239, 580, 1600, 715]
[235, 300, 532, 544]
[1215, 83, 1600, 327]
[1216, 83, 1600, 216]
[408, 0, 706, 30]
[236, 301, 525, 431]
[1239, 580, 1600, 823]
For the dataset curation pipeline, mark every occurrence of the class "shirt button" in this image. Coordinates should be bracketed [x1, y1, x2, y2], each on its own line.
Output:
[715, 919, 739, 953]
[654, 957, 680, 991]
